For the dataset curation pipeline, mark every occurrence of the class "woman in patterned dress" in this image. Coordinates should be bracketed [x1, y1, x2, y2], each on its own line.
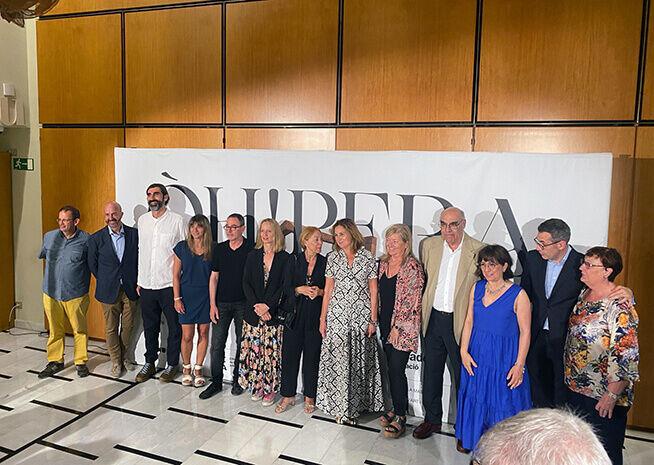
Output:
[239, 218, 294, 407]
[564, 247, 639, 465]
[316, 218, 384, 424]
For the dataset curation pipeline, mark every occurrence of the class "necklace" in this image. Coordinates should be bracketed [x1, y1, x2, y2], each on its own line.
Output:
[485, 281, 507, 295]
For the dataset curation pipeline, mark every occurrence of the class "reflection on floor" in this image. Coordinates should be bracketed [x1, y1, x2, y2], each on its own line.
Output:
[0, 332, 652, 464]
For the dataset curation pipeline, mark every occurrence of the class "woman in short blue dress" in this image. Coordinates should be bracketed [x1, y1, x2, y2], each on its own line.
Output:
[173, 214, 216, 388]
[456, 245, 532, 453]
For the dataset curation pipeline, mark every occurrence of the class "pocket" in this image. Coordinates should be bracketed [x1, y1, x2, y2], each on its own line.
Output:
[70, 253, 83, 263]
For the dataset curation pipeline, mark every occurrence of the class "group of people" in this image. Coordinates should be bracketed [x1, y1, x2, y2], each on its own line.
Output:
[38, 185, 639, 465]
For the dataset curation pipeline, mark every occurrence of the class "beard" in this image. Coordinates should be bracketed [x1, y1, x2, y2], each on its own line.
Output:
[149, 200, 163, 211]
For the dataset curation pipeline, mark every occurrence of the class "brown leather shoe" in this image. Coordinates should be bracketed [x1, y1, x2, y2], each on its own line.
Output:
[456, 439, 471, 453]
[412, 421, 441, 439]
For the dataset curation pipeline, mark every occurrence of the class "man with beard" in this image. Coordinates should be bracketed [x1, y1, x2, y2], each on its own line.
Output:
[88, 201, 139, 378]
[135, 183, 186, 383]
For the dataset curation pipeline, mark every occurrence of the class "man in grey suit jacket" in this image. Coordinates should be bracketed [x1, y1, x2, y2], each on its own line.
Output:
[414, 207, 485, 441]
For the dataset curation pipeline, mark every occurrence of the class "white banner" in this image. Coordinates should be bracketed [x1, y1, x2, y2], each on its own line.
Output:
[115, 148, 612, 421]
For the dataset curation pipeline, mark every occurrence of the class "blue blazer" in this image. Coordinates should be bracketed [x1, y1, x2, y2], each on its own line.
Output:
[87, 225, 139, 304]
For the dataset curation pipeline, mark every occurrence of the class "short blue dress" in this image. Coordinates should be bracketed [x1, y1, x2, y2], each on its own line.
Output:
[173, 241, 215, 325]
[455, 280, 532, 450]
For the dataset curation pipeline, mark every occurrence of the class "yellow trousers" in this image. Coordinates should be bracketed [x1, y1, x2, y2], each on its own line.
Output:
[43, 293, 89, 365]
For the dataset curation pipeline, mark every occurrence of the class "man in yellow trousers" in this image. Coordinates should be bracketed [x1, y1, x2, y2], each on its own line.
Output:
[38, 205, 91, 378]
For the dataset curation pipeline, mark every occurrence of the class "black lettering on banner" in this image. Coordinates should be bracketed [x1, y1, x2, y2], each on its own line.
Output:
[342, 191, 390, 236]
[290, 190, 338, 254]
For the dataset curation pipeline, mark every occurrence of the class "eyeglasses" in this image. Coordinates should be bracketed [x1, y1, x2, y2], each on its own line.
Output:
[479, 261, 500, 269]
[533, 238, 562, 249]
[580, 260, 605, 269]
[224, 224, 243, 230]
[440, 220, 463, 230]
[57, 218, 73, 223]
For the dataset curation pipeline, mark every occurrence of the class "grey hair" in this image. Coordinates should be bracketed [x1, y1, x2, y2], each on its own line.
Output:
[537, 218, 571, 243]
[472, 408, 610, 465]
[442, 206, 465, 220]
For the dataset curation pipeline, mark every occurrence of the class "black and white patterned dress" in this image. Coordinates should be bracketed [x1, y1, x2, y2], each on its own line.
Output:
[316, 247, 384, 419]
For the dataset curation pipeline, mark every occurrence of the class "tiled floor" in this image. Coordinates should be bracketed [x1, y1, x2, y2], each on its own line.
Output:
[0, 332, 652, 465]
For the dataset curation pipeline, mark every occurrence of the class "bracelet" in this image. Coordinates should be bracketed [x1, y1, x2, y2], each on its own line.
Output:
[369, 321, 378, 327]
[606, 390, 619, 400]
[174, 297, 182, 301]
[514, 363, 525, 373]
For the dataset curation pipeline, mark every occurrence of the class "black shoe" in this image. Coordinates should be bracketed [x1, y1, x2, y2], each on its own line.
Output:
[76, 364, 89, 378]
[38, 361, 64, 379]
[199, 382, 222, 400]
[231, 383, 244, 396]
[135, 362, 156, 383]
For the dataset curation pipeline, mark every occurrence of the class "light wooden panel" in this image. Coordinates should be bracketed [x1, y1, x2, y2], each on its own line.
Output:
[475, 127, 636, 281]
[226, 129, 335, 150]
[0, 153, 14, 331]
[341, 0, 476, 122]
[630, 127, 654, 428]
[126, 128, 223, 148]
[642, 5, 654, 120]
[226, 0, 338, 123]
[336, 128, 472, 151]
[479, 0, 642, 121]
[45, 0, 201, 15]
[125, 6, 221, 123]
[37, 14, 122, 123]
[40, 128, 125, 339]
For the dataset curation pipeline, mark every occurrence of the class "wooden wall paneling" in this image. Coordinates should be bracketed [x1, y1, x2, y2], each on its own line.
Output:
[630, 127, 654, 428]
[474, 127, 636, 282]
[37, 14, 122, 123]
[341, 0, 476, 123]
[336, 128, 473, 151]
[40, 128, 125, 339]
[0, 153, 14, 331]
[478, 0, 642, 121]
[226, 0, 338, 123]
[125, 6, 222, 123]
[225, 129, 335, 150]
[126, 128, 224, 148]
[44, 0, 203, 15]
[640, 6, 654, 120]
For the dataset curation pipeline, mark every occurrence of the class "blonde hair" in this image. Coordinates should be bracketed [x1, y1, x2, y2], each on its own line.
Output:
[380, 223, 414, 264]
[331, 218, 364, 253]
[299, 226, 321, 250]
[255, 218, 285, 253]
[186, 214, 213, 261]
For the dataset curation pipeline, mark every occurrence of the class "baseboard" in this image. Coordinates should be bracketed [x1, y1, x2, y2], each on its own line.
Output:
[14, 319, 46, 332]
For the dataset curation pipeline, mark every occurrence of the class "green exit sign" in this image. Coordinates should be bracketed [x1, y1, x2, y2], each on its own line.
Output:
[12, 158, 34, 171]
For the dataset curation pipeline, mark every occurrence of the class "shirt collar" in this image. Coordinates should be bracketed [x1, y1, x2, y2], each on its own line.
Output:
[443, 235, 464, 254]
[548, 245, 571, 266]
[59, 229, 79, 240]
[108, 225, 125, 237]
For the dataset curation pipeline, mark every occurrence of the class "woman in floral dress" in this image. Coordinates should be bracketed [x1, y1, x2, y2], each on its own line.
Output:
[316, 218, 383, 424]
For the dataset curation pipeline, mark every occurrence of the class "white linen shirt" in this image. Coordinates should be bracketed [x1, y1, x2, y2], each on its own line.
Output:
[137, 209, 186, 290]
[431, 237, 464, 313]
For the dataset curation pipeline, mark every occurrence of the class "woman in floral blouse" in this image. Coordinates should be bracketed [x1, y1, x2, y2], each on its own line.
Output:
[564, 247, 639, 465]
[377, 224, 424, 438]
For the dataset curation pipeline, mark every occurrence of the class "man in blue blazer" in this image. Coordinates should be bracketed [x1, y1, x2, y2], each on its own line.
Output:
[88, 201, 139, 378]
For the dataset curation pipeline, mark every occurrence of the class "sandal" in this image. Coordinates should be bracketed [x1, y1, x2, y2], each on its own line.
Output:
[379, 411, 395, 427]
[304, 397, 316, 414]
[181, 364, 193, 386]
[384, 416, 406, 438]
[336, 416, 358, 425]
[275, 397, 295, 413]
[193, 365, 205, 387]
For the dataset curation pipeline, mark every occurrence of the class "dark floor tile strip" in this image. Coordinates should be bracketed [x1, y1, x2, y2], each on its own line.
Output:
[625, 434, 654, 444]
[24, 345, 46, 353]
[194, 449, 254, 464]
[30, 399, 84, 416]
[434, 430, 456, 438]
[89, 372, 135, 385]
[167, 407, 228, 424]
[102, 404, 156, 419]
[0, 374, 11, 379]
[0, 446, 13, 455]
[237, 411, 303, 429]
[310, 414, 381, 433]
[113, 444, 182, 464]
[0, 405, 13, 411]
[87, 349, 110, 357]
[26, 369, 74, 382]
[277, 453, 321, 465]
[37, 439, 98, 460]
[0, 349, 10, 354]
[364, 460, 386, 465]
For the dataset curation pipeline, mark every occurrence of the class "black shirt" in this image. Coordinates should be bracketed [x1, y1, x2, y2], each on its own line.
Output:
[211, 239, 252, 303]
[379, 272, 397, 342]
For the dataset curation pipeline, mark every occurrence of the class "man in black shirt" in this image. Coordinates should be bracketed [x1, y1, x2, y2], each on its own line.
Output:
[200, 213, 252, 399]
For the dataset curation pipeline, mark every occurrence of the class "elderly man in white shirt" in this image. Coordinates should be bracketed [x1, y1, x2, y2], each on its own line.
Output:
[413, 207, 485, 441]
[135, 183, 186, 383]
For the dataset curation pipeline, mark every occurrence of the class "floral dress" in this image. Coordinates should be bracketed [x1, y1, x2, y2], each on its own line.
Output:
[316, 247, 384, 419]
[238, 262, 284, 394]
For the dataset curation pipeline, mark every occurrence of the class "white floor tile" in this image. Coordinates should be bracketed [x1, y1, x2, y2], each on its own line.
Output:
[0, 402, 77, 450]
[0, 444, 93, 465]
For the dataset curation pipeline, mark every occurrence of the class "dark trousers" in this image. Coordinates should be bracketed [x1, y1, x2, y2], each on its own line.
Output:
[209, 301, 244, 383]
[566, 388, 629, 465]
[384, 343, 411, 416]
[140, 287, 181, 366]
[422, 309, 461, 425]
[280, 309, 322, 398]
[527, 329, 567, 408]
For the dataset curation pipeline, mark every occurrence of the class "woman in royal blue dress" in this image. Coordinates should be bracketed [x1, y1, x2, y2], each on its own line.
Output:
[456, 244, 532, 453]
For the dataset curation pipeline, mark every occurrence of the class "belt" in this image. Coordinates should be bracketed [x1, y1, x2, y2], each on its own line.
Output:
[432, 307, 453, 316]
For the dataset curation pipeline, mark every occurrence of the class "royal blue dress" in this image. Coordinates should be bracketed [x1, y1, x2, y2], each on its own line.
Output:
[173, 241, 215, 325]
[455, 280, 532, 450]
